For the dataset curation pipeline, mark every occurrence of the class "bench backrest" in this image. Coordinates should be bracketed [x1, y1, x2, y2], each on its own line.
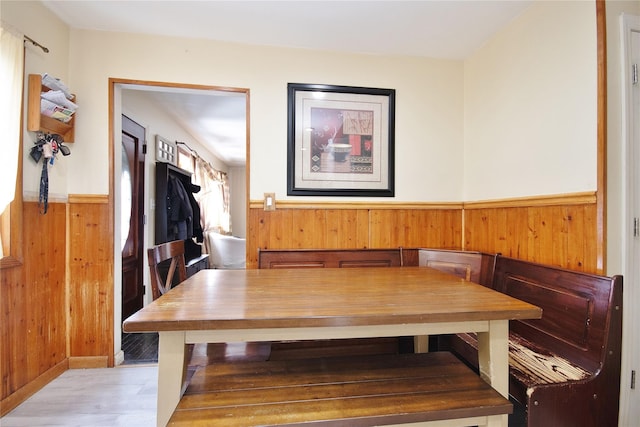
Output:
[257, 248, 419, 269]
[418, 249, 496, 287]
[493, 256, 623, 373]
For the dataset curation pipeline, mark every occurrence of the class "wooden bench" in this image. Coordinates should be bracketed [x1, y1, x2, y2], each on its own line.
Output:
[415, 249, 497, 352]
[258, 248, 494, 355]
[418, 249, 496, 287]
[258, 247, 419, 269]
[257, 247, 624, 426]
[438, 256, 623, 427]
[168, 352, 512, 426]
[258, 248, 419, 359]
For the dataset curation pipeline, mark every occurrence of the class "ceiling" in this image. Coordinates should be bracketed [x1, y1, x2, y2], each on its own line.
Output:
[42, 0, 533, 166]
[123, 86, 248, 166]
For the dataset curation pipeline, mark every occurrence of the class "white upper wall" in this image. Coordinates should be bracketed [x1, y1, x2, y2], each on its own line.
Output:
[4, 0, 599, 204]
[3, 0, 71, 200]
[463, 0, 597, 201]
[65, 31, 464, 202]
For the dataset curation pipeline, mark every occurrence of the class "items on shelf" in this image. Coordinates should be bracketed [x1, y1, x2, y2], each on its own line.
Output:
[40, 90, 78, 123]
[41, 73, 72, 99]
[27, 74, 77, 143]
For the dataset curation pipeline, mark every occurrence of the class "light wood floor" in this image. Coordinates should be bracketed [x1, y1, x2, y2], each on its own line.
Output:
[1, 365, 158, 427]
[1, 342, 528, 427]
[0, 342, 273, 427]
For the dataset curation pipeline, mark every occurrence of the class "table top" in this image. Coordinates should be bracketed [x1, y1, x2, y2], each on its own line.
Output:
[123, 267, 541, 333]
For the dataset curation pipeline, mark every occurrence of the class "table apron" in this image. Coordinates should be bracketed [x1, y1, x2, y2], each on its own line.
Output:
[183, 321, 490, 343]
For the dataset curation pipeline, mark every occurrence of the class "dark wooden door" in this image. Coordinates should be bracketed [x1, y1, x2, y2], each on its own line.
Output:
[121, 115, 146, 320]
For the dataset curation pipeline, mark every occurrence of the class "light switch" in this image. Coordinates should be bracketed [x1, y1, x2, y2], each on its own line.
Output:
[264, 193, 276, 211]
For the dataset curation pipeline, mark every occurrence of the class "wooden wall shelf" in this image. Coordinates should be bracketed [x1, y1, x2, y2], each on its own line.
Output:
[27, 74, 75, 143]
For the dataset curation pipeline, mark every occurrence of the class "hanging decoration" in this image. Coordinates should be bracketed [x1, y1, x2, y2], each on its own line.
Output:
[29, 132, 71, 214]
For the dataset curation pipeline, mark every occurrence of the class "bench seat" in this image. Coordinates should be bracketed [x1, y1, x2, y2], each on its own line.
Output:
[508, 334, 591, 385]
[438, 256, 623, 427]
[168, 352, 512, 426]
[445, 332, 591, 400]
[454, 332, 592, 383]
[256, 248, 623, 426]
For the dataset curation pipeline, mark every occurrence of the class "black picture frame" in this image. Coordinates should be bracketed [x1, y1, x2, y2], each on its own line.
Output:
[287, 83, 395, 197]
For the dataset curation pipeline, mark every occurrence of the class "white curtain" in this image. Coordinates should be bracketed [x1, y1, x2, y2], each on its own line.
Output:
[0, 23, 24, 214]
[193, 156, 230, 235]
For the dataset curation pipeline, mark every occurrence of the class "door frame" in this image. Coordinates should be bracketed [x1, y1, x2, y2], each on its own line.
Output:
[108, 78, 250, 364]
[620, 13, 640, 426]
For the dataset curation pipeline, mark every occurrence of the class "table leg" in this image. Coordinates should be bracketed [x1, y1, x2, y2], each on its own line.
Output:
[477, 319, 509, 427]
[156, 331, 187, 427]
[414, 335, 429, 353]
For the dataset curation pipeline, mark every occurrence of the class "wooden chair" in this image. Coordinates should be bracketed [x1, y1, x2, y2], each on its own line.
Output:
[147, 239, 272, 364]
[147, 240, 188, 300]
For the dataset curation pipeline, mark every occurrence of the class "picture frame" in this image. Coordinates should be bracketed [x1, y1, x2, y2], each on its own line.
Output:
[287, 83, 395, 197]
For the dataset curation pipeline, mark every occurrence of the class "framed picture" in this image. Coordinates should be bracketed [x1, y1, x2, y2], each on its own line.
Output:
[287, 83, 395, 197]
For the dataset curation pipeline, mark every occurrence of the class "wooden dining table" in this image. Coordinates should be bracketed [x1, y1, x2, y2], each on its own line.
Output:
[123, 266, 541, 427]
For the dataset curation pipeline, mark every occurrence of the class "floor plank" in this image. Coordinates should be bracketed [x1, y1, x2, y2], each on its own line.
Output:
[1, 366, 158, 427]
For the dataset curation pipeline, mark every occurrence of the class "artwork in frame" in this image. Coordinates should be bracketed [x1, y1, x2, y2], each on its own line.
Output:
[287, 83, 395, 197]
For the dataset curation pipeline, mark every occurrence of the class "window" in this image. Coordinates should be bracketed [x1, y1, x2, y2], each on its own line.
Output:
[176, 143, 230, 236]
[177, 144, 194, 173]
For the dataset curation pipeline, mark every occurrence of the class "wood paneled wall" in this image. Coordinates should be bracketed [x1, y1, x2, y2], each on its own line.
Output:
[247, 194, 599, 273]
[1, 196, 111, 415]
[247, 201, 464, 269]
[67, 195, 113, 368]
[1, 201, 67, 415]
[463, 193, 599, 273]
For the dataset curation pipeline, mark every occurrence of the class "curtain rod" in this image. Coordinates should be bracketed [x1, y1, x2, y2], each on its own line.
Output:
[24, 35, 49, 53]
[176, 141, 199, 156]
[176, 141, 226, 176]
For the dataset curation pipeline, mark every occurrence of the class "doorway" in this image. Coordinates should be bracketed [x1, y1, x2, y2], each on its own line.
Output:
[111, 79, 249, 363]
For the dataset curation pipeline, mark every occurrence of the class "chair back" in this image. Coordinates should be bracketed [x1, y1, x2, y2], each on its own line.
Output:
[147, 240, 187, 300]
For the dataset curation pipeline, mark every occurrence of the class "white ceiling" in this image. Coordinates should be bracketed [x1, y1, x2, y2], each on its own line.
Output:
[124, 87, 248, 166]
[41, 0, 533, 166]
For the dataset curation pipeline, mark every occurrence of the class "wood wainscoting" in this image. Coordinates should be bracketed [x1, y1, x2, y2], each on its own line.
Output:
[1, 195, 112, 416]
[1, 201, 68, 416]
[247, 201, 464, 269]
[67, 195, 113, 368]
[248, 193, 599, 274]
[463, 192, 599, 274]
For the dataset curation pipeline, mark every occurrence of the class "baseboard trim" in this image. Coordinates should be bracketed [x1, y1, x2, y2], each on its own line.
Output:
[114, 350, 125, 366]
[0, 359, 68, 417]
[68, 356, 109, 369]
